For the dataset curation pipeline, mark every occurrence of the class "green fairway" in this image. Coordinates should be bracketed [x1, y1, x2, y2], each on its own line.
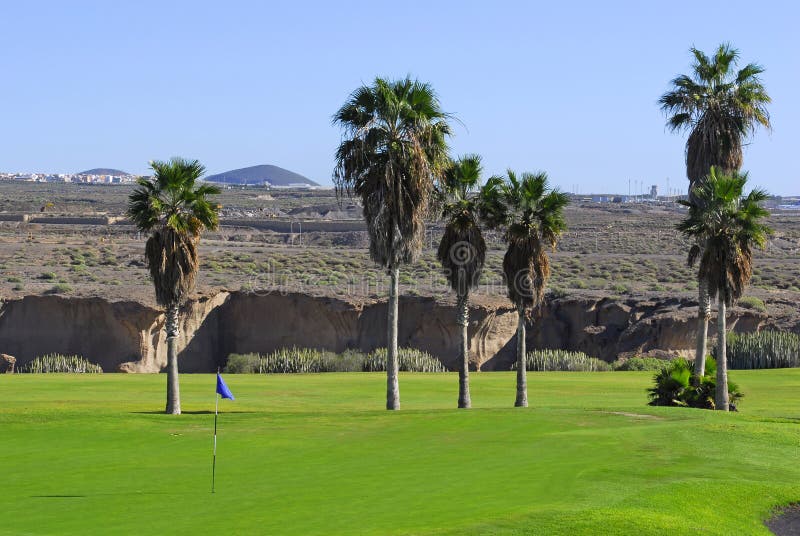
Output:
[2, 371, 799, 535]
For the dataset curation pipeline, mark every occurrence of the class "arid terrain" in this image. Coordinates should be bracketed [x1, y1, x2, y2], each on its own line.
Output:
[1, 182, 798, 371]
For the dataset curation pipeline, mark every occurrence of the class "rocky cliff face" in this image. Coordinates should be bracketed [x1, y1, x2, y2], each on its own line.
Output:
[0, 291, 790, 373]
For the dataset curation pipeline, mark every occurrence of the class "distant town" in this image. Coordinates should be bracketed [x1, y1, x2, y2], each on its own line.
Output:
[1, 169, 798, 209]
[0, 163, 324, 190]
[0, 170, 137, 184]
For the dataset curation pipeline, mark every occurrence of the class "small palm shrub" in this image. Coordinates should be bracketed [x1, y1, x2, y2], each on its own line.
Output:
[22, 354, 102, 373]
[647, 358, 692, 406]
[363, 348, 447, 373]
[648, 357, 743, 410]
[725, 331, 800, 369]
[511, 349, 611, 372]
[613, 357, 671, 371]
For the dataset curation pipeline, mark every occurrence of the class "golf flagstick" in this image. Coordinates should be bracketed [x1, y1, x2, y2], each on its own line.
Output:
[212, 368, 235, 494]
[212, 371, 219, 494]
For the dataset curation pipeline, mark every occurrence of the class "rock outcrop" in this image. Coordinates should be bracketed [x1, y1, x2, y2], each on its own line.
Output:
[0, 353, 15, 373]
[0, 291, 790, 373]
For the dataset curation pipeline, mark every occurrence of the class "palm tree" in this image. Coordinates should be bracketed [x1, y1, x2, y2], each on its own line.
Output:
[660, 43, 770, 376]
[127, 158, 220, 414]
[333, 77, 451, 410]
[677, 167, 771, 410]
[436, 155, 487, 409]
[480, 171, 568, 407]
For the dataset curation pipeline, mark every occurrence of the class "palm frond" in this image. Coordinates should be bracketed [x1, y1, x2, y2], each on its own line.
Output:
[660, 43, 771, 186]
[677, 167, 773, 306]
[333, 77, 452, 270]
[127, 157, 220, 308]
[479, 170, 568, 310]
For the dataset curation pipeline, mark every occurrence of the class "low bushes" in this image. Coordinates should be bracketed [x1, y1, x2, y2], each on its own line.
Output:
[725, 331, 800, 369]
[225, 347, 446, 373]
[612, 357, 670, 371]
[363, 348, 447, 373]
[22, 354, 103, 374]
[737, 296, 767, 313]
[511, 349, 611, 372]
[647, 357, 742, 410]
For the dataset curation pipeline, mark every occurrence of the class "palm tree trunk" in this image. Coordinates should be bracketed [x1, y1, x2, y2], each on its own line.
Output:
[457, 292, 471, 409]
[715, 298, 729, 411]
[514, 306, 528, 407]
[695, 279, 710, 376]
[165, 303, 181, 415]
[386, 266, 400, 410]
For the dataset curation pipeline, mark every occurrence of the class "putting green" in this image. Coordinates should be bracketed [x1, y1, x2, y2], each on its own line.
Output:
[2, 371, 798, 535]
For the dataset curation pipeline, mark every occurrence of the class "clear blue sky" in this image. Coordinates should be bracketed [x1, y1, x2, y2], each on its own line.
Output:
[2, 0, 798, 194]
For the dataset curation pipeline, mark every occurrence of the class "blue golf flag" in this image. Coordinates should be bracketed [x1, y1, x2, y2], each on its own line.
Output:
[216, 373, 235, 400]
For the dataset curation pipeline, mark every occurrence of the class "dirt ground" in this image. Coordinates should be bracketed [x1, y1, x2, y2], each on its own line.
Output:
[1, 182, 798, 312]
[767, 504, 800, 536]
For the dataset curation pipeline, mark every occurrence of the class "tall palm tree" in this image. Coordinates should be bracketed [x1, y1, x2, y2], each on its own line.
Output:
[660, 43, 771, 376]
[128, 158, 220, 415]
[677, 167, 771, 410]
[480, 171, 568, 407]
[436, 154, 487, 409]
[333, 77, 451, 410]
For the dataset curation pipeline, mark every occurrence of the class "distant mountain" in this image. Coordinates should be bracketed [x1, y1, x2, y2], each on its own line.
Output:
[204, 164, 319, 187]
[77, 168, 131, 176]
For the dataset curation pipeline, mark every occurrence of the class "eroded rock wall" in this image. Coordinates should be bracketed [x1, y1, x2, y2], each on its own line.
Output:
[0, 292, 784, 372]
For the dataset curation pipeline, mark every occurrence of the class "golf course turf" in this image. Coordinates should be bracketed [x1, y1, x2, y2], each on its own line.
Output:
[2, 371, 799, 535]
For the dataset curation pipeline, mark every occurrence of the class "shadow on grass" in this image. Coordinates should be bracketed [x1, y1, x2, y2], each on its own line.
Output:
[31, 491, 187, 498]
[131, 410, 257, 415]
[31, 495, 86, 498]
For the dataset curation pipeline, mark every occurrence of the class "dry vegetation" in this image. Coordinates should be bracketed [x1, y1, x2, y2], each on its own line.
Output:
[1, 182, 798, 306]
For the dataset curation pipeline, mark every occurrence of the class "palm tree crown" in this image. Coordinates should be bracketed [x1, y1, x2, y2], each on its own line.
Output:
[480, 171, 569, 309]
[677, 167, 771, 306]
[333, 76, 451, 269]
[660, 43, 771, 184]
[677, 167, 770, 411]
[128, 157, 221, 307]
[436, 154, 486, 295]
[333, 77, 451, 411]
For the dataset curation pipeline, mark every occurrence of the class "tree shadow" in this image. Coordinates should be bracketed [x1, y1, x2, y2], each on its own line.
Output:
[30, 495, 86, 498]
[31, 491, 184, 498]
[130, 410, 254, 415]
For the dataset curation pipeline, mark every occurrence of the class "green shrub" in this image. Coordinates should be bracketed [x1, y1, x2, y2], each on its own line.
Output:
[224, 347, 445, 373]
[548, 287, 568, 299]
[613, 357, 670, 371]
[39, 272, 57, 280]
[647, 358, 691, 406]
[363, 348, 447, 372]
[46, 283, 73, 294]
[225, 353, 261, 374]
[738, 296, 767, 313]
[511, 349, 611, 372]
[257, 348, 311, 373]
[647, 356, 743, 410]
[609, 283, 630, 294]
[725, 331, 800, 369]
[22, 354, 102, 374]
[258, 347, 338, 373]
